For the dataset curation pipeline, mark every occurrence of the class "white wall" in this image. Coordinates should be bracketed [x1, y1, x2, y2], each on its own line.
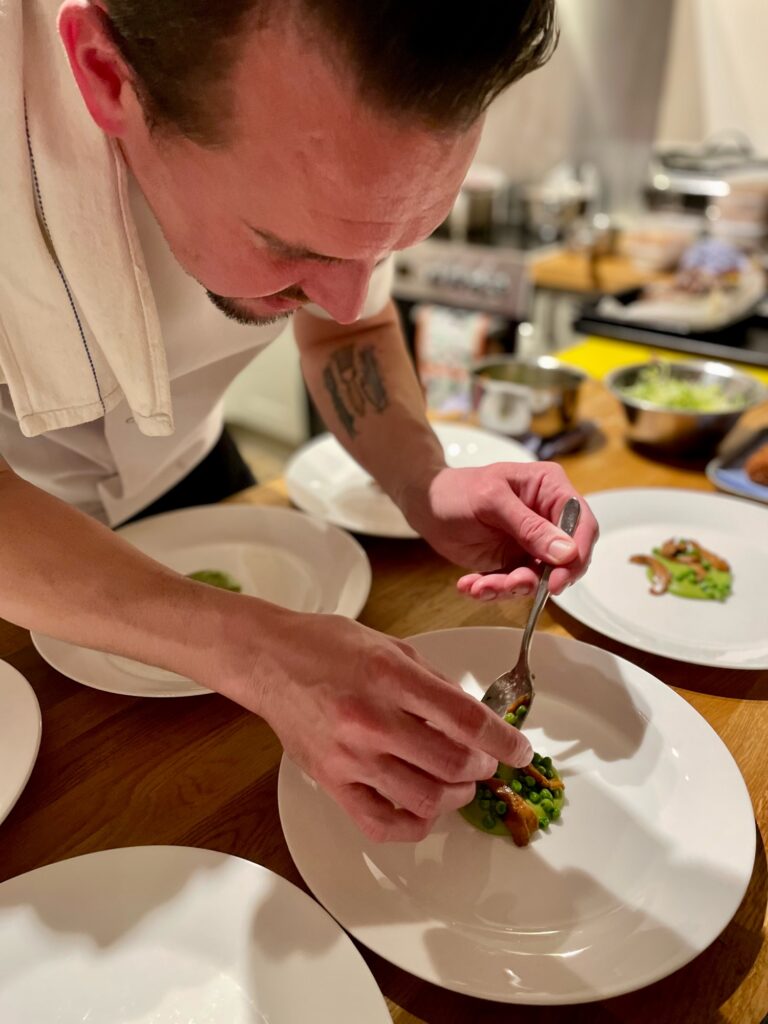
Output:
[657, 0, 768, 153]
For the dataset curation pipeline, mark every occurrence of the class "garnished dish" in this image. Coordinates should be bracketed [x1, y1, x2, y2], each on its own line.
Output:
[599, 238, 766, 331]
[617, 363, 740, 413]
[460, 700, 565, 847]
[460, 751, 565, 846]
[630, 538, 732, 601]
[187, 569, 242, 592]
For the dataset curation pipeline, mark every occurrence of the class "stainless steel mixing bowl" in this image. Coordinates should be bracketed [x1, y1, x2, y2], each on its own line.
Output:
[470, 356, 586, 439]
[605, 359, 764, 455]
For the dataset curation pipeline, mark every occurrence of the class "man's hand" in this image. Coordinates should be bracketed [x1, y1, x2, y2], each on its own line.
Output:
[400, 461, 599, 600]
[253, 611, 532, 843]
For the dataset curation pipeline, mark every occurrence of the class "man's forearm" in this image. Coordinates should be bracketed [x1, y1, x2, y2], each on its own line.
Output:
[0, 463, 274, 707]
[295, 301, 446, 511]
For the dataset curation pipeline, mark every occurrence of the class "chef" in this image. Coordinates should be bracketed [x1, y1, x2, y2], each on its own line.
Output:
[0, 0, 598, 840]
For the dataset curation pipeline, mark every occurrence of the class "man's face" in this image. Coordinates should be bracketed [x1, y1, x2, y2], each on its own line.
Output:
[115, 19, 481, 325]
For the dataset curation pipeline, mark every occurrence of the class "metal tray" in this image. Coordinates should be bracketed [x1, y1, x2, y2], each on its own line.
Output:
[706, 425, 768, 505]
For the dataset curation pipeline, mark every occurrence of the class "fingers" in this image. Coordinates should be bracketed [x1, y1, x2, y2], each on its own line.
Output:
[511, 464, 599, 579]
[474, 474, 579, 568]
[544, 492, 598, 593]
[464, 463, 599, 595]
[335, 782, 436, 843]
[367, 755, 476, 818]
[385, 711, 498, 782]
[457, 567, 538, 601]
[400, 669, 533, 768]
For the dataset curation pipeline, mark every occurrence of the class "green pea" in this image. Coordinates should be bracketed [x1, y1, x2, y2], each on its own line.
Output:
[541, 799, 554, 815]
[532, 752, 542, 765]
[482, 814, 497, 830]
[495, 801, 507, 816]
[542, 756, 552, 768]
[511, 779, 523, 794]
[479, 799, 491, 810]
[504, 712, 517, 726]
[551, 806, 561, 820]
[517, 705, 528, 718]
[528, 790, 540, 803]
[524, 775, 536, 788]
[540, 816, 549, 828]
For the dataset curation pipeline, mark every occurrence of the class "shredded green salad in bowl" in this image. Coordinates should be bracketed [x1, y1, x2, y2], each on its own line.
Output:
[618, 364, 741, 413]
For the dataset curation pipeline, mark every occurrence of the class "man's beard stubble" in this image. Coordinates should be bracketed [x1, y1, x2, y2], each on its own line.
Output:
[205, 291, 289, 327]
[205, 284, 310, 327]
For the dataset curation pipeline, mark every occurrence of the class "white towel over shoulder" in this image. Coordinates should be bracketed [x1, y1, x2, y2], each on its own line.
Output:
[0, 0, 174, 438]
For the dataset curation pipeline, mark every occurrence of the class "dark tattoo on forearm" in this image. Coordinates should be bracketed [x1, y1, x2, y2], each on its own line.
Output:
[360, 346, 388, 412]
[322, 344, 390, 438]
[323, 365, 357, 438]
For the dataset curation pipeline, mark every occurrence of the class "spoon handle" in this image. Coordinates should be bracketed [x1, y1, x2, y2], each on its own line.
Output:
[518, 497, 582, 664]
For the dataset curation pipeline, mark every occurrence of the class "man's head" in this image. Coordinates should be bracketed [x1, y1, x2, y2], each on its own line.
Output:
[60, 1, 556, 325]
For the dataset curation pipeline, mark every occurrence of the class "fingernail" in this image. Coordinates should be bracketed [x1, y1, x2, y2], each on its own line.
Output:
[514, 583, 534, 597]
[547, 538, 577, 562]
[478, 590, 497, 602]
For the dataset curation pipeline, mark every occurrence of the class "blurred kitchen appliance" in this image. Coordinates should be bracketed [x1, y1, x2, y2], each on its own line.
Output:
[646, 134, 768, 251]
[439, 164, 511, 246]
[393, 237, 534, 321]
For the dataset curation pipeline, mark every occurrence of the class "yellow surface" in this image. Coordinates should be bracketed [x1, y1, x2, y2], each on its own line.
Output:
[558, 336, 768, 386]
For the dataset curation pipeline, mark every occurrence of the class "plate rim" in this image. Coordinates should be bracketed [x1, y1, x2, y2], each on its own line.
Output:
[278, 625, 756, 1005]
[284, 422, 537, 539]
[30, 504, 372, 697]
[0, 662, 42, 826]
[552, 485, 768, 670]
[0, 844, 392, 1023]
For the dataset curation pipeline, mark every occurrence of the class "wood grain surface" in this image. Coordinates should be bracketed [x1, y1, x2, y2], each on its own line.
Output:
[1, 380, 766, 1024]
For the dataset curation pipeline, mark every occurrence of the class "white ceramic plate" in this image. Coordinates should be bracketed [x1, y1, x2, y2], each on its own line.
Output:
[553, 487, 768, 669]
[32, 506, 371, 697]
[0, 662, 41, 828]
[285, 423, 537, 538]
[0, 846, 391, 1024]
[279, 627, 755, 1005]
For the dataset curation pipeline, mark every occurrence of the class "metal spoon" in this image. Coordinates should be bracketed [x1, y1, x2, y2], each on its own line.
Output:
[481, 497, 582, 722]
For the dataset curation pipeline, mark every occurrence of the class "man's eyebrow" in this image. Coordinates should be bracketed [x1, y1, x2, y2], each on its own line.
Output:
[248, 225, 389, 267]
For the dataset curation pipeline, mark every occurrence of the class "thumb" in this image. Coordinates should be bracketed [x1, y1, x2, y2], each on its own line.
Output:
[486, 489, 578, 566]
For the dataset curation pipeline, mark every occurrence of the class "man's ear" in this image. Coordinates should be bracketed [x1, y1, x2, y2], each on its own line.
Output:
[58, 1, 136, 136]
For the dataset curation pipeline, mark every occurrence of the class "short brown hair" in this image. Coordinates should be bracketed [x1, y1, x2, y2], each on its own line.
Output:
[104, 1, 557, 145]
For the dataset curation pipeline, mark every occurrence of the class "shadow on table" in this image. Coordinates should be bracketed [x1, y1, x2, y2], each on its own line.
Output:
[548, 604, 768, 702]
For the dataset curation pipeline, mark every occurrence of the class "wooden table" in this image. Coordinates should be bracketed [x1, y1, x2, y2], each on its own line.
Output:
[1, 381, 766, 1024]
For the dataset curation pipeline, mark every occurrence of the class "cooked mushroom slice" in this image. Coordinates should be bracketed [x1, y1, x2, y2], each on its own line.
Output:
[505, 695, 529, 716]
[687, 541, 730, 572]
[660, 538, 687, 559]
[524, 762, 564, 792]
[674, 557, 708, 580]
[485, 777, 540, 848]
[629, 554, 672, 595]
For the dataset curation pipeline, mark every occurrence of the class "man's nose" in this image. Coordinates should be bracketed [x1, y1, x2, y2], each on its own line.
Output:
[301, 261, 376, 324]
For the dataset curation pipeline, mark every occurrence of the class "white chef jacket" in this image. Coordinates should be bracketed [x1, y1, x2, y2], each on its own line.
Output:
[0, 0, 393, 525]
